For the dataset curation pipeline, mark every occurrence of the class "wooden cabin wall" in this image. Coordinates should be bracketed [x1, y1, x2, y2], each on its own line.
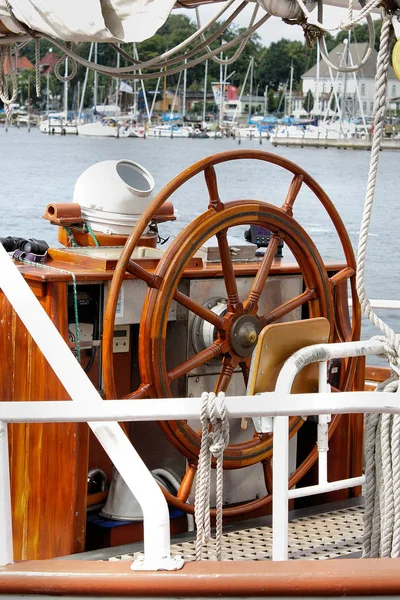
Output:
[0, 281, 89, 560]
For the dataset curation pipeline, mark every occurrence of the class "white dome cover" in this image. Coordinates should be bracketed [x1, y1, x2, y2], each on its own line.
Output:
[73, 159, 155, 235]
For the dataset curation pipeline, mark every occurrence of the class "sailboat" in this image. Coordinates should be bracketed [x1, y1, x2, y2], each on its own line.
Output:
[39, 57, 79, 134]
[1, 0, 400, 596]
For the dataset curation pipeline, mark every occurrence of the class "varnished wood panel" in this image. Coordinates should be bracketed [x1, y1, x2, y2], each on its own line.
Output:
[0, 282, 89, 560]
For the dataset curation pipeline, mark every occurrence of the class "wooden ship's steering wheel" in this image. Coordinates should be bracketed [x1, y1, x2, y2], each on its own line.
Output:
[102, 150, 361, 517]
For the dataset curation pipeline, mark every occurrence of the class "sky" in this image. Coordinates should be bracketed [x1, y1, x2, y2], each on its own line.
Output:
[176, 3, 367, 46]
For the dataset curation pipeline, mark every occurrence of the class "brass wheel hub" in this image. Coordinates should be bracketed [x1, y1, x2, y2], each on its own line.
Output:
[229, 314, 262, 357]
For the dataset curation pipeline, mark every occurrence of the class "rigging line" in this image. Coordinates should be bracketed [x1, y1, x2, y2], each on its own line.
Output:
[30, 3, 247, 76]
[355, 13, 400, 365]
[195, 3, 264, 66]
[110, 0, 238, 67]
[318, 12, 375, 72]
[108, 1, 248, 72]
[295, 0, 381, 32]
[33, 12, 270, 81]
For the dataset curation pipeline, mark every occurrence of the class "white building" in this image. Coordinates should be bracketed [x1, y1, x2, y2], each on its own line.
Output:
[302, 42, 398, 118]
[224, 95, 267, 121]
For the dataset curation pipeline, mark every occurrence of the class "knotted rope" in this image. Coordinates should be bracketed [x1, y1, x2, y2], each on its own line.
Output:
[194, 391, 229, 561]
[356, 13, 400, 370]
[0, 43, 17, 119]
[356, 11, 400, 558]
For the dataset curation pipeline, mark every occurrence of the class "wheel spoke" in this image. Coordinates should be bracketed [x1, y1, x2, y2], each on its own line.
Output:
[168, 341, 228, 382]
[240, 360, 250, 389]
[128, 261, 226, 330]
[244, 235, 281, 314]
[174, 289, 227, 330]
[177, 462, 197, 502]
[282, 174, 303, 217]
[216, 228, 242, 313]
[329, 267, 355, 287]
[123, 384, 151, 400]
[214, 355, 239, 394]
[262, 458, 273, 494]
[204, 165, 223, 212]
[259, 289, 316, 328]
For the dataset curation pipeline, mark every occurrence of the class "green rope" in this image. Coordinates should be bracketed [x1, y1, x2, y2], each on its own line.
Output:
[63, 226, 79, 247]
[86, 223, 100, 247]
[17, 257, 81, 363]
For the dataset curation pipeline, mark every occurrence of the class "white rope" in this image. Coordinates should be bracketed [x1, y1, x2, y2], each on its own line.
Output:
[318, 13, 375, 73]
[358, 13, 400, 559]
[0, 43, 17, 119]
[34, 38, 40, 97]
[194, 391, 229, 561]
[54, 44, 78, 82]
[295, 0, 381, 32]
[355, 13, 400, 369]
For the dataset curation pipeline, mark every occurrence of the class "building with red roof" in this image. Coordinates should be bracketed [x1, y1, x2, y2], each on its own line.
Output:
[3, 53, 34, 75]
[40, 51, 59, 75]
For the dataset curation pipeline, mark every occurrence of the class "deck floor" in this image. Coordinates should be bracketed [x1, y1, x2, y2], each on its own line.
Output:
[107, 504, 364, 562]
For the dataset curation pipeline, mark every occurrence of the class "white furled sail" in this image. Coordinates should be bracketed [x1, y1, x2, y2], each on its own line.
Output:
[0, 0, 176, 42]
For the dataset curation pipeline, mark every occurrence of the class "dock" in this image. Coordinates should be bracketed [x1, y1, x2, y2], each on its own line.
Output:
[271, 137, 400, 150]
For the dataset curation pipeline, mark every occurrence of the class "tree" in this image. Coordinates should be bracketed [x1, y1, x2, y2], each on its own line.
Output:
[267, 88, 277, 113]
[303, 89, 314, 114]
[256, 39, 311, 91]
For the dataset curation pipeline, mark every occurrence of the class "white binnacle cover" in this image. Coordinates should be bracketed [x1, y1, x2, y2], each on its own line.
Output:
[73, 159, 155, 235]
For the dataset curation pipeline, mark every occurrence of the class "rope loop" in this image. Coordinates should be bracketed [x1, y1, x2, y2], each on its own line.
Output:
[195, 391, 229, 561]
[54, 45, 78, 82]
[0, 44, 18, 119]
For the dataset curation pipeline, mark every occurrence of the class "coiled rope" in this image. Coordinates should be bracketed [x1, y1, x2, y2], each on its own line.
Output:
[195, 391, 229, 561]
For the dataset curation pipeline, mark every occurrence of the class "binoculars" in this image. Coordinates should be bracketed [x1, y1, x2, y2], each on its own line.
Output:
[0, 236, 49, 256]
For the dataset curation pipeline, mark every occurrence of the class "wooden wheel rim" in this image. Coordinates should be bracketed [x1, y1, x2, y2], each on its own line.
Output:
[103, 150, 359, 401]
[139, 200, 333, 468]
[102, 150, 361, 515]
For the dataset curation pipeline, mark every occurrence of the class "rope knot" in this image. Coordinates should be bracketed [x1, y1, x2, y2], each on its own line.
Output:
[372, 336, 400, 373]
[195, 391, 229, 561]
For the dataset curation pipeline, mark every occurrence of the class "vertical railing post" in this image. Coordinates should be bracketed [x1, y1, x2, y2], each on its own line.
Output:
[272, 415, 289, 560]
[318, 361, 330, 484]
[0, 421, 13, 566]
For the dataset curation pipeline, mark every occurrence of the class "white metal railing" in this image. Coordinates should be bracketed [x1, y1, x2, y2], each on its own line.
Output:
[0, 338, 397, 567]
[0, 243, 398, 569]
[349, 298, 400, 310]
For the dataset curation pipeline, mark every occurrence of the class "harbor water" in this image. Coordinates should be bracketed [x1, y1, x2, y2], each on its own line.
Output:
[1, 127, 398, 345]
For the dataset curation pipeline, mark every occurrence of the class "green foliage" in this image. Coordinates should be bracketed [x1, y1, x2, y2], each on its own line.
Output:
[303, 89, 314, 114]
[256, 39, 313, 90]
[267, 88, 277, 113]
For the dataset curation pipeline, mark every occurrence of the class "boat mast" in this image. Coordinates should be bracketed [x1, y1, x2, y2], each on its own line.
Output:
[182, 58, 187, 123]
[315, 44, 320, 119]
[163, 59, 167, 118]
[64, 57, 68, 120]
[78, 43, 94, 123]
[93, 42, 98, 111]
[232, 57, 252, 124]
[115, 43, 120, 110]
[249, 55, 254, 121]
[288, 61, 294, 117]
[170, 70, 182, 119]
[133, 43, 151, 124]
[149, 76, 161, 120]
[219, 50, 223, 128]
[202, 59, 208, 127]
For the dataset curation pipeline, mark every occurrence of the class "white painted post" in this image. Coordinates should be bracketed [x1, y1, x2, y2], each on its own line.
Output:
[0, 421, 13, 566]
[318, 361, 330, 484]
[272, 415, 289, 561]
